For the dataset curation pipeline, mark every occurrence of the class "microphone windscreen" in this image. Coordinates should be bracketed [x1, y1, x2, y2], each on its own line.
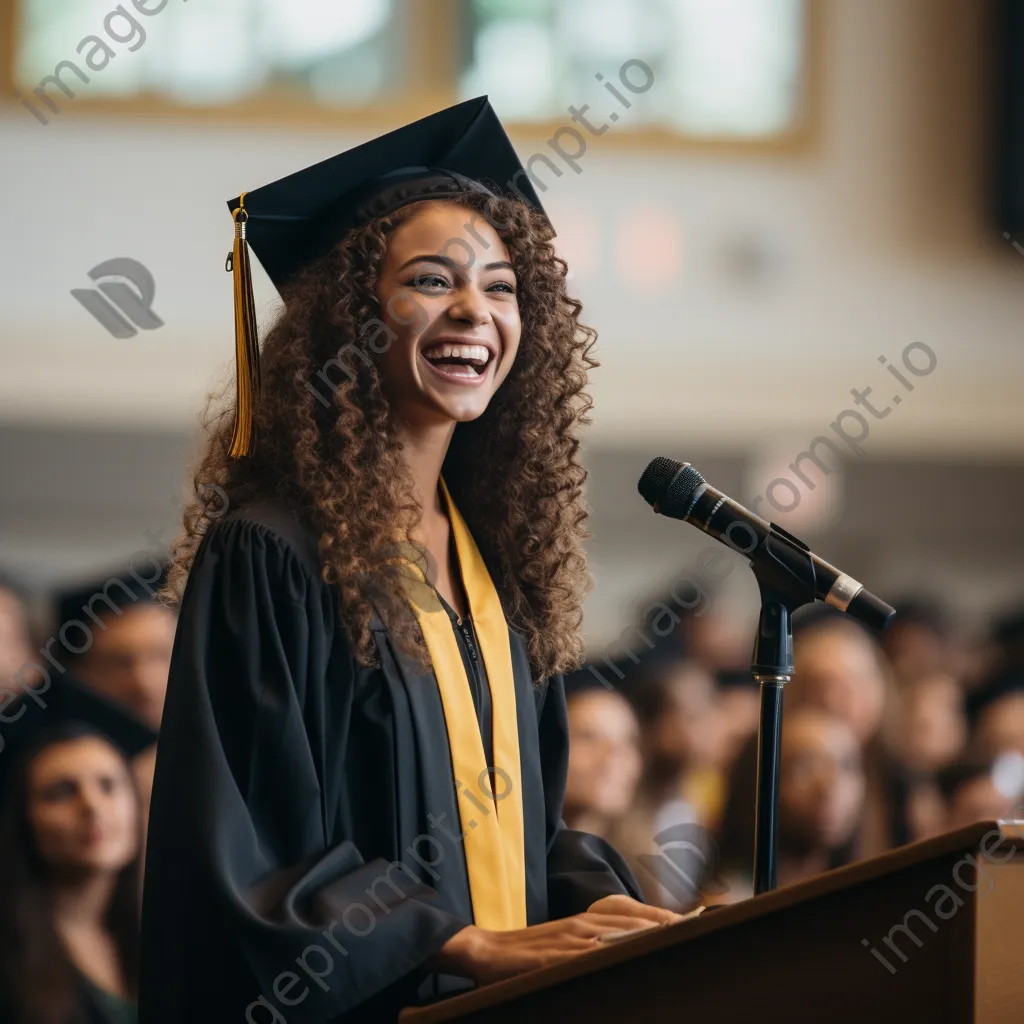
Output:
[847, 589, 897, 635]
[638, 458, 704, 518]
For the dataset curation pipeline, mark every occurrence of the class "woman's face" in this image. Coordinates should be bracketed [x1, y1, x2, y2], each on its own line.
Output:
[0, 586, 32, 682]
[375, 201, 522, 428]
[976, 693, 1024, 758]
[792, 625, 888, 744]
[778, 710, 865, 855]
[27, 736, 138, 875]
[651, 663, 723, 769]
[565, 690, 643, 820]
[898, 674, 966, 772]
[72, 603, 175, 730]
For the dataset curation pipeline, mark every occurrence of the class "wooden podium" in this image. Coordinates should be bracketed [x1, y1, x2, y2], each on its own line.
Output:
[401, 821, 1024, 1024]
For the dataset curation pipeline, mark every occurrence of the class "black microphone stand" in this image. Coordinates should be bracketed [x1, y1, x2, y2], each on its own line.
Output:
[751, 589, 797, 894]
[745, 525, 819, 895]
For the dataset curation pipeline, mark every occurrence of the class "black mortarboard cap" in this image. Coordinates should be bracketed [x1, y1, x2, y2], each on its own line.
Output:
[53, 566, 168, 640]
[223, 96, 544, 459]
[0, 676, 157, 795]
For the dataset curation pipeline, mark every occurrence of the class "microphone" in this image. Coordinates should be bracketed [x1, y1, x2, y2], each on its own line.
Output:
[637, 458, 895, 634]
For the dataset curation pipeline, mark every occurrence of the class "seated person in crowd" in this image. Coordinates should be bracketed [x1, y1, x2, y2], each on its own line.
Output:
[0, 679, 155, 1024]
[884, 673, 967, 841]
[788, 607, 901, 853]
[52, 570, 173, 826]
[715, 708, 866, 902]
[683, 600, 756, 680]
[628, 657, 726, 832]
[52, 570, 175, 733]
[714, 668, 761, 770]
[893, 674, 967, 773]
[986, 605, 1024, 678]
[610, 659, 728, 910]
[562, 674, 643, 842]
[0, 573, 34, 687]
[881, 597, 959, 686]
[937, 753, 1024, 830]
[790, 609, 889, 748]
[968, 669, 1024, 760]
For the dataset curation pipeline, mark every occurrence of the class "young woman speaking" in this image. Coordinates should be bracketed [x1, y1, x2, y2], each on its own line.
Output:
[140, 97, 678, 1024]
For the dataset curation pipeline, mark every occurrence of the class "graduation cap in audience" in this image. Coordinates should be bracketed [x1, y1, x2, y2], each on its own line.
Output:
[223, 96, 546, 458]
[53, 566, 168, 637]
[0, 675, 156, 801]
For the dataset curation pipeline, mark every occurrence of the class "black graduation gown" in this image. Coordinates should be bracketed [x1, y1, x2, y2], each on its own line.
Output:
[0, 975, 136, 1024]
[138, 500, 640, 1024]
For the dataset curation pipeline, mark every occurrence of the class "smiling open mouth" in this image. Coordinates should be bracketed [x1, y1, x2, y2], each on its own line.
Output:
[421, 342, 494, 380]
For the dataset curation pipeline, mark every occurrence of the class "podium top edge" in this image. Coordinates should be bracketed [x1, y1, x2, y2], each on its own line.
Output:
[399, 821, 1024, 1023]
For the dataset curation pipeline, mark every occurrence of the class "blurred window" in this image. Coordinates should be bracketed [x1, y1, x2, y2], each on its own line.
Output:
[459, 0, 807, 138]
[13, 0, 409, 106]
[9, 0, 810, 143]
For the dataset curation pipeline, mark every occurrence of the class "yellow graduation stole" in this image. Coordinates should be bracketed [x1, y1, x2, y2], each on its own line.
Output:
[398, 480, 527, 931]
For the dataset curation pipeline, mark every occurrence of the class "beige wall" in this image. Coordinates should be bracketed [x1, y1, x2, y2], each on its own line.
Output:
[1, 0, 1021, 646]
[1, 0, 1021, 451]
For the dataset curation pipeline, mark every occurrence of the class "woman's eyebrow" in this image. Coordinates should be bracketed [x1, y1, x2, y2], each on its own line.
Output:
[396, 254, 515, 274]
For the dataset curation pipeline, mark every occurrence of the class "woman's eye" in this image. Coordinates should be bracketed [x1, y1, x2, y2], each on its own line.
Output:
[410, 274, 450, 290]
[41, 780, 77, 801]
[488, 281, 516, 294]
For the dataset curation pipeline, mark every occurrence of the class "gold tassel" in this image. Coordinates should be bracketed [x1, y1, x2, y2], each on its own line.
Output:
[226, 192, 261, 458]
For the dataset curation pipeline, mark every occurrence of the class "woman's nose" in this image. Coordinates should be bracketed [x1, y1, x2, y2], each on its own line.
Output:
[447, 287, 491, 326]
[78, 785, 103, 818]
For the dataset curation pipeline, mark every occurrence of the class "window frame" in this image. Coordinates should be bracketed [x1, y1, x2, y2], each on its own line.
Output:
[0, 0, 822, 151]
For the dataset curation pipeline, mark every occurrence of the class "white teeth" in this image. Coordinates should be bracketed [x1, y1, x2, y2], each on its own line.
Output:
[422, 343, 492, 365]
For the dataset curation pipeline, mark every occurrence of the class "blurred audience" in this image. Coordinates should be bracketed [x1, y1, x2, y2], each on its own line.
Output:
[786, 608, 905, 855]
[716, 707, 866, 901]
[881, 598, 959, 686]
[938, 753, 1024, 830]
[988, 606, 1024, 675]
[714, 670, 762, 769]
[0, 573, 34, 686]
[53, 572, 175, 733]
[562, 675, 643, 842]
[47, 570, 173, 839]
[0, 680, 155, 1024]
[882, 673, 967, 841]
[627, 658, 727, 833]
[789, 608, 889, 747]
[967, 669, 1024, 760]
[564, 586, 1024, 912]
[3, 546, 1024, 966]
[890, 674, 967, 773]
[607, 656, 745, 910]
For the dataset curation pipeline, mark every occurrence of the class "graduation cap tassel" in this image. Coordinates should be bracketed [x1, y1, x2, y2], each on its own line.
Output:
[226, 192, 261, 458]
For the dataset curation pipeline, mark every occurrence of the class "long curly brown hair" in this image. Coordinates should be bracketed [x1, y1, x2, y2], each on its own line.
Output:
[165, 190, 597, 679]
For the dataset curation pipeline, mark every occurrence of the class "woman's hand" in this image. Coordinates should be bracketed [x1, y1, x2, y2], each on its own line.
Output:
[584, 894, 684, 925]
[433, 897, 683, 986]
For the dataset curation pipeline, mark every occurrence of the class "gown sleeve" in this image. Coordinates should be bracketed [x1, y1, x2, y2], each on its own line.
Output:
[537, 674, 645, 918]
[139, 517, 468, 1024]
